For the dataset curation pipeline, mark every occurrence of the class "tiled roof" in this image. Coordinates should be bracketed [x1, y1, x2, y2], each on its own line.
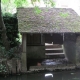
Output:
[17, 8, 80, 33]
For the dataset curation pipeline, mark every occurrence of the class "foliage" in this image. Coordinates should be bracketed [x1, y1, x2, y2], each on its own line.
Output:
[1, 0, 55, 13]
[0, 64, 7, 73]
[1, 0, 10, 4]
[2, 12, 14, 17]
[43, 0, 55, 7]
[59, 12, 69, 18]
[0, 46, 19, 59]
[34, 6, 42, 15]
[0, 12, 19, 47]
[14, 0, 29, 7]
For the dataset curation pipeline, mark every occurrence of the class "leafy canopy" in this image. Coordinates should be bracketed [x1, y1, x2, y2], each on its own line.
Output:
[1, 0, 55, 14]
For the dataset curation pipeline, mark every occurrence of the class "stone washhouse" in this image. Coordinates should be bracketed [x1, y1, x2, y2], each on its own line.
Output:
[17, 8, 80, 72]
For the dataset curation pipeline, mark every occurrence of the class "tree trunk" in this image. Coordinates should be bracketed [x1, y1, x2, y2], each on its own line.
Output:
[0, 0, 10, 50]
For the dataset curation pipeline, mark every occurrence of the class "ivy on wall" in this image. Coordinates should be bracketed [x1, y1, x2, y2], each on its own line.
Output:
[0, 13, 19, 48]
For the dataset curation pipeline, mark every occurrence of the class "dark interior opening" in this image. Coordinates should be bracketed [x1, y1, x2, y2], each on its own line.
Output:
[27, 33, 64, 70]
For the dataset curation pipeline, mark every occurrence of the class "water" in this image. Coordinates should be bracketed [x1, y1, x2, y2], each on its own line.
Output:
[0, 70, 80, 80]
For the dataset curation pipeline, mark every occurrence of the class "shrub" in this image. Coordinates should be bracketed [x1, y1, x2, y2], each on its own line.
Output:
[0, 64, 7, 74]
[0, 46, 20, 59]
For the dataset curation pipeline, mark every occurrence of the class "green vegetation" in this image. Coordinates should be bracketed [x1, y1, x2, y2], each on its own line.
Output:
[59, 12, 69, 18]
[0, 13, 19, 48]
[34, 6, 42, 15]
[0, 46, 19, 59]
[44, 0, 55, 7]
[0, 64, 7, 74]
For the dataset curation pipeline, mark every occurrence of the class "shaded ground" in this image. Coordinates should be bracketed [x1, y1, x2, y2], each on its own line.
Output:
[27, 58, 69, 70]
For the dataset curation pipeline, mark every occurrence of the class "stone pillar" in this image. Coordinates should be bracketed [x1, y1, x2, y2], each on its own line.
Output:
[21, 33, 27, 72]
[64, 33, 76, 64]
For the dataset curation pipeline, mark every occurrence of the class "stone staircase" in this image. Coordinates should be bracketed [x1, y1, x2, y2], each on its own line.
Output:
[45, 43, 65, 59]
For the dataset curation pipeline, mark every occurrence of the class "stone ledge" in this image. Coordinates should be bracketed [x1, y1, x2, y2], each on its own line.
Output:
[30, 64, 80, 71]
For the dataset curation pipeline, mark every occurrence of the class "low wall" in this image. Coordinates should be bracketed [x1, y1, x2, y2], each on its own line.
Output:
[0, 58, 21, 74]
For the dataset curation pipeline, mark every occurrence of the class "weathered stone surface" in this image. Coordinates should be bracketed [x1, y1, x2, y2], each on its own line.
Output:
[7, 58, 21, 74]
[16, 59, 21, 73]
[22, 34, 27, 53]
[12, 59, 16, 73]
[7, 59, 12, 73]
[21, 34, 27, 72]
[0, 58, 21, 74]
[30, 64, 76, 71]
[76, 36, 80, 63]
[64, 33, 76, 64]
[17, 8, 80, 33]
[21, 53, 27, 72]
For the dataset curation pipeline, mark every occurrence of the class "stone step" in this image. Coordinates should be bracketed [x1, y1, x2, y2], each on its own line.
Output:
[45, 44, 64, 58]
[45, 53, 64, 55]
[45, 48, 63, 50]
[30, 65, 76, 71]
[45, 44, 62, 48]
[45, 50, 63, 53]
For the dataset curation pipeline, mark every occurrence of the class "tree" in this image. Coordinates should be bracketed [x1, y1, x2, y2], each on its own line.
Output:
[0, 0, 10, 50]
[0, 0, 55, 51]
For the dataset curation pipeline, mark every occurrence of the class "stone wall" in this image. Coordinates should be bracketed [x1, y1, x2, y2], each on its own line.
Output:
[64, 33, 76, 64]
[0, 58, 21, 74]
[64, 33, 80, 64]
[76, 36, 80, 63]
[27, 46, 45, 59]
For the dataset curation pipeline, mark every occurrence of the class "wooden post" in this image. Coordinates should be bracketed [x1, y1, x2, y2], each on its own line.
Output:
[21, 33, 27, 72]
[41, 34, 45, 45]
